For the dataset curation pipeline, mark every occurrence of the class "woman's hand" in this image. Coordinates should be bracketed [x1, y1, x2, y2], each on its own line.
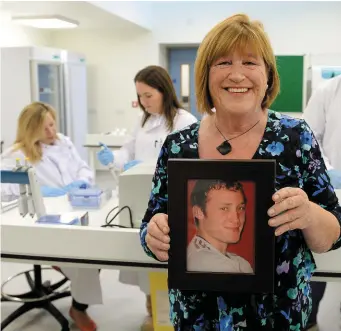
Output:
[267, 187, 313, 236]
[146, 213, 170, 261]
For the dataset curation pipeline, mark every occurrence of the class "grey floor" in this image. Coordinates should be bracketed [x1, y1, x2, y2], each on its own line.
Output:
[1, 171, 341, 330]
[1, 264, 147, 331]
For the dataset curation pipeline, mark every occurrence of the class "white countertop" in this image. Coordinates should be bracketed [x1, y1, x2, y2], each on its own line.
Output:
[1, 193, 166, 271]
[1, 190, 340, 280]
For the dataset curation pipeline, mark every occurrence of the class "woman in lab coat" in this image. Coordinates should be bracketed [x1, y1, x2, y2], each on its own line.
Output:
[303, 74, 341, 331]
[1, 102, 99, 331]
[97, 65, 198, 331]
[97, 65, 198, 171]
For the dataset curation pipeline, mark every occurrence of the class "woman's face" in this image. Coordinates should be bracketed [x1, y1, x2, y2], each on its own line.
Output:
[135, 81, 163, 115]
[40, 112, 57, 145]
[208, 49, 268, 116]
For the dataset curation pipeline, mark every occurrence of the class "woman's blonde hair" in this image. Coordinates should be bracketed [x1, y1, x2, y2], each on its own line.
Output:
[13, 102, 58, 163]
[195, 13, 280, 114]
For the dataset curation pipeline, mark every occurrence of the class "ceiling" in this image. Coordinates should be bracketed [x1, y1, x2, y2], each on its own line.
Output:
[1, 1, 145, 31]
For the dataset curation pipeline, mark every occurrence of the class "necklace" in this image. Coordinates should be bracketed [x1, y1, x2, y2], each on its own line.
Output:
[215, 118, 261, 155]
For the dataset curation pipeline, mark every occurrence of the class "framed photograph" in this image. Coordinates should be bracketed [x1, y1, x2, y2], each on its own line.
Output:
[167, 159, 276, 293]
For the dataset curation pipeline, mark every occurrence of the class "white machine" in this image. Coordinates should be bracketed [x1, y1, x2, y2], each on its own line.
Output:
[0, 46, 88, 161]
[118, 161, 156, 228]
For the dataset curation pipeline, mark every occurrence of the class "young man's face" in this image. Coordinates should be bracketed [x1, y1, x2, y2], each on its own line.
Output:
[194, 188, 246, 246]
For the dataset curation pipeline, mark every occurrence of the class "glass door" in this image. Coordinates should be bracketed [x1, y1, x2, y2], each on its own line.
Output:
[31, 61, 66, 133]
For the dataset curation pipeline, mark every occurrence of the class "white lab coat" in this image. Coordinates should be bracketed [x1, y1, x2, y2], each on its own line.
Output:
[303, 76, 341, 331]
[1, 133, 94, 196]
[113, 108, 198, 169]
[0, 133, 102, 305]
[117, 109, 197, 294]
[303, 75, 341, 170]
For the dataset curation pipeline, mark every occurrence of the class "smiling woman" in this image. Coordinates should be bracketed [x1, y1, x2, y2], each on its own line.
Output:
[195, 14, 280, 118]
[140, 13, 341, 331]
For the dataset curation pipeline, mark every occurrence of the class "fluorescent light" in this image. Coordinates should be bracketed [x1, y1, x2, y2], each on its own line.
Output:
[11, 15, 79, 29]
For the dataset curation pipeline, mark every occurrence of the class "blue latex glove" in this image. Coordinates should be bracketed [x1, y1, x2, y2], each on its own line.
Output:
[41, 186, 66, 197]
[328, 169, 341, 189]
[64, 180, 90, 192]
[123, 160, 142, 171]
[97, 142, 114, 166]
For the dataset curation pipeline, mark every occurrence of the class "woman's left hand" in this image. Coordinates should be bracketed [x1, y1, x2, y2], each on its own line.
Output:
[267, 187, 313, 236]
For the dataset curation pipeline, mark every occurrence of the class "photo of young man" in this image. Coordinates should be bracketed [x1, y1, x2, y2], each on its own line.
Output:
[187, 179, 254, 274]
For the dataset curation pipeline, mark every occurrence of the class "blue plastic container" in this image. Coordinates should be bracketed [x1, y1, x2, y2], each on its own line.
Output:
[68, 188, 103, 208]
[36, 214, 80, 225]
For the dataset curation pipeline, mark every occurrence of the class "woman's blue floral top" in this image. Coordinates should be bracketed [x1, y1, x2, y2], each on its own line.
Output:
[139, 110, 341, 330]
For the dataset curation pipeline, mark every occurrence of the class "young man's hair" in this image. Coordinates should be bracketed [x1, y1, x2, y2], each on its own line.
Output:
[190, 179, 247, 226]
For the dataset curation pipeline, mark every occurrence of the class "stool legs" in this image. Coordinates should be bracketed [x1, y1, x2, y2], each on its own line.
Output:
[44, 301, 70, 330]
[1, 303, 36, 329]
[1, 265, 71, 331]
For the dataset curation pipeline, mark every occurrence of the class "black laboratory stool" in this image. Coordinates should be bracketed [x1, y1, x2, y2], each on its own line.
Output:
[1, 265, 72, 331]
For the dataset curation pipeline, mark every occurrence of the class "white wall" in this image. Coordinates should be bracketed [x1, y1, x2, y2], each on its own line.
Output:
[0, 9, 51, 47]
[4, 1, 341, 133]
[152, 1, 341, 54]
[89, 1, 153, 31]
[49, 28, 159, 133]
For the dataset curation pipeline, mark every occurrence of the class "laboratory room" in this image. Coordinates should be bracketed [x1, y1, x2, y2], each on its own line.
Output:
[0, 1, 340, 331]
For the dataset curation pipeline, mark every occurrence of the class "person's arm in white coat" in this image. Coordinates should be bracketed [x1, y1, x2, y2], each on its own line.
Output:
[303, 86, 333, 170]
[63, 136, 95, 186]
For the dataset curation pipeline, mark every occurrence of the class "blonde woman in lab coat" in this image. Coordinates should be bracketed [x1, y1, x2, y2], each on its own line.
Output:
[1, 102, 99, 331]
[97, 65, 197, 331]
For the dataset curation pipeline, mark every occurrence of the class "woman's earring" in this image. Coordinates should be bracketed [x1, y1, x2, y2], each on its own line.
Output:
[266, 84, 269, 89]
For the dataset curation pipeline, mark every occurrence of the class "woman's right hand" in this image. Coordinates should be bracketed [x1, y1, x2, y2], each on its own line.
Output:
[97, 142, 114, 166]
[146, 213, 170, 261]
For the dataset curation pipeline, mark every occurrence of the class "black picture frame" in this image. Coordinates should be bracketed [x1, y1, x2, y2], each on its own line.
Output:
[167, 159, 276, 293]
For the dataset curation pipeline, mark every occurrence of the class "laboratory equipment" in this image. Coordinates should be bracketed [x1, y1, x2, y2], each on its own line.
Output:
[1, 165, 46, 218]
[68, 188, 112, 209]
[98, 143, 119, 183]
[84, 133, 130, 176]
[108, 163, 119, 183]
[0, 46, 88, 161]
[118, 161, 156, 228]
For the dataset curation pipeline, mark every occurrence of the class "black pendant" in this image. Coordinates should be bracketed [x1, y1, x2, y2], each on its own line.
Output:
[216, 140, 232, 155]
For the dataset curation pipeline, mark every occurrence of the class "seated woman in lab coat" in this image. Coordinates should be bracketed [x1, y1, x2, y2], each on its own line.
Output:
[1, 101, 99, 331]
[97, 65, 198, 331]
